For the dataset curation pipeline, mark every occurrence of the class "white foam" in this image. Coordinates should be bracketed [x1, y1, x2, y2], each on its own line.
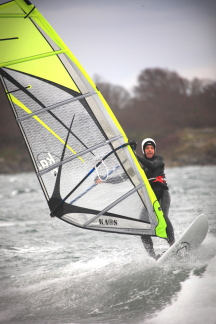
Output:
[147, 255, 216, 324]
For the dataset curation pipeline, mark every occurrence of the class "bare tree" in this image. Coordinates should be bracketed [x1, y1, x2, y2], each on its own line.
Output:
[93, 74, 131, 111]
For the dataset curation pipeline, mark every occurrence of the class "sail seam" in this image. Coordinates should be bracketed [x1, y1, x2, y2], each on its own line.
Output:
[0, 37, 19, 41]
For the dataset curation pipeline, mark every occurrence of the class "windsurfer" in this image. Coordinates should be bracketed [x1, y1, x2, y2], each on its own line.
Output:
[135, 138, 175, 259]
[94, 139, 174, 260]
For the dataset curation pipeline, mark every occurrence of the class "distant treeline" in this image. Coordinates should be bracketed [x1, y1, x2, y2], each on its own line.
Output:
[0, 68, 215, 150]
[95, 68, 216, 148]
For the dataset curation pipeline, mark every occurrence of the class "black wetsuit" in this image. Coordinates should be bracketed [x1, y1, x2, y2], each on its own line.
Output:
[136, 154, 167, 200]
[136, 154, 175, 259]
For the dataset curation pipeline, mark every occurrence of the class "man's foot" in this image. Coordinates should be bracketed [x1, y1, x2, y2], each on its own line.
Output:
[155, 251, 166, 260]
[167, 237, 175, 246]
[155, 254, 160, 260]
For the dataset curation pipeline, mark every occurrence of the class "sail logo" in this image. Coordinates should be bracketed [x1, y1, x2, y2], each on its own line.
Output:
[176, 242, 190, 256]
[99, 219, 118, 226]
[37, 152, 59, 176]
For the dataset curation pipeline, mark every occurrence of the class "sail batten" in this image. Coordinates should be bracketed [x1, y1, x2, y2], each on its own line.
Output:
[17, 91, 97, 122]
[38, 135, 123, 176]
[0, 0, 168, 239]
[0, 13, 29, 18]
[0, 50, 67, 68]
[83, 183, 144, 227]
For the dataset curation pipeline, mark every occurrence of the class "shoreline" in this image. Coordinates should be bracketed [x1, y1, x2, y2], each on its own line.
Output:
[0, 155, 215, 175]
[1, 127, 216, 174]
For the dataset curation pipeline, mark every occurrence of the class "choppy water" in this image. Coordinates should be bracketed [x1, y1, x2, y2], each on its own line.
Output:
[0, 166, 216, 324]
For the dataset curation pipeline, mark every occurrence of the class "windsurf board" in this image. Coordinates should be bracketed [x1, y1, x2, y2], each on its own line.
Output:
[157, 214, 208, 263]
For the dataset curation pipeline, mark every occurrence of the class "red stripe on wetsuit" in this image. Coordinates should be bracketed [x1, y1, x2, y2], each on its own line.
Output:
[149, 175, 167, 184]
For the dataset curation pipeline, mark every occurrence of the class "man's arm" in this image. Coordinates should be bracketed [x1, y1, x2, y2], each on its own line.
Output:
[136, 154, 164, 171]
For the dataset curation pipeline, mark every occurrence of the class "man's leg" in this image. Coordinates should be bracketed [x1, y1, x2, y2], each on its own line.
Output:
[141, 235, 156, 259]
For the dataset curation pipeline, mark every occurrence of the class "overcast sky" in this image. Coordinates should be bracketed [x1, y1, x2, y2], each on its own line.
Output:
[2, 0, 216, 90]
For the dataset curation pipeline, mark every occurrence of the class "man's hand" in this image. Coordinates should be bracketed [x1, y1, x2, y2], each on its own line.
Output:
[129, 140, 137, 151]
[95, 178, 102, 184]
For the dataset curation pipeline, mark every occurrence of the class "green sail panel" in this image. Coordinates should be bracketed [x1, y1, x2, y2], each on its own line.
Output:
[0, 0, 167, 238]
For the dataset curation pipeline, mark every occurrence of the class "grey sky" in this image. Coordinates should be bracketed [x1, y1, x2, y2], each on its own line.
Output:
[2, 0, 216, 90]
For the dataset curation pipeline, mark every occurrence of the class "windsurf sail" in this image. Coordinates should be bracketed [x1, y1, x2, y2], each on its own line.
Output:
[0, 0, 167, 238]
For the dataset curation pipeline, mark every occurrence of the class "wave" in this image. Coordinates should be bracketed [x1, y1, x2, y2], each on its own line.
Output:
[147, 236, 216, 324]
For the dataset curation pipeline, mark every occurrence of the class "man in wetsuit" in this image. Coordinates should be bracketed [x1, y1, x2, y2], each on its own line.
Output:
[136, 138, 175, 260]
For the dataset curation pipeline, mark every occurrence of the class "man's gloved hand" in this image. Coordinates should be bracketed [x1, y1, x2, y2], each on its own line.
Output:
[129, 140, 137, 151]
